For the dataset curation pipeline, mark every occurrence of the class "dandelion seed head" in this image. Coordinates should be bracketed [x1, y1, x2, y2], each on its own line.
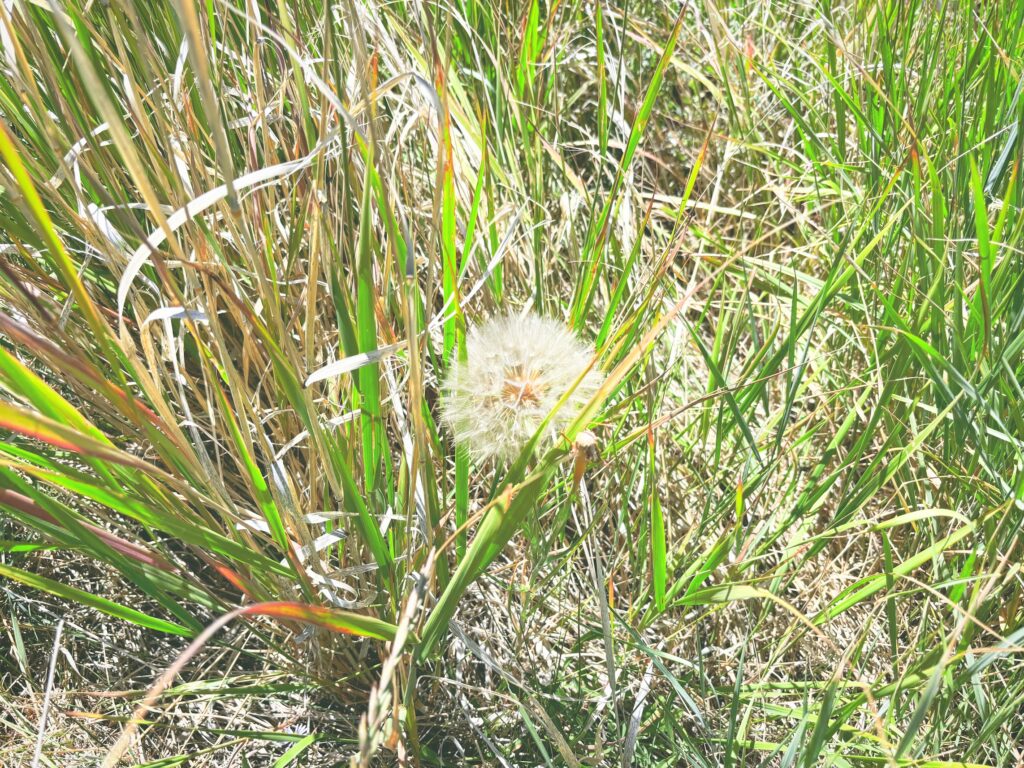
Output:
[441, 313, 603, 463]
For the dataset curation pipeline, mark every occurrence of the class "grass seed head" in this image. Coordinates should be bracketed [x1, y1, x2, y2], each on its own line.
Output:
[441, 313, 603, 463]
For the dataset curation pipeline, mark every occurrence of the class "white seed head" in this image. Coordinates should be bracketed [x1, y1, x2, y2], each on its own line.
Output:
[441, 313, 603, 463]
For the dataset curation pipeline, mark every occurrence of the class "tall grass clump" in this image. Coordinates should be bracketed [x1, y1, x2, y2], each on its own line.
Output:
[0, 0, 681, 761]
[1, 0, 1023, 765]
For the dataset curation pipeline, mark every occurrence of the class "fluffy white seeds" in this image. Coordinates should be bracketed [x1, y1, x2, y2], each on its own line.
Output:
[441, 313, 603, 463]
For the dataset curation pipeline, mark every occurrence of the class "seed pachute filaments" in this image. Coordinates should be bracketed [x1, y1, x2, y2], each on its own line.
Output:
[440, 313, 604, 463]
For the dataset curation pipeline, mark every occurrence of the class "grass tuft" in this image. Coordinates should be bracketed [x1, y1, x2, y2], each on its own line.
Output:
[1, 0, 1023, 765]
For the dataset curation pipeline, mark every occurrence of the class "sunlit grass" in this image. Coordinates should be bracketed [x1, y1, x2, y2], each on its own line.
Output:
[1, 0, 1023, 765]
